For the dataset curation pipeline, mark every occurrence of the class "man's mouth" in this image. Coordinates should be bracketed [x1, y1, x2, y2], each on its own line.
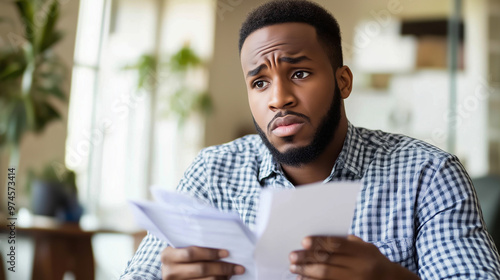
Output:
[270, 115, 305, 137]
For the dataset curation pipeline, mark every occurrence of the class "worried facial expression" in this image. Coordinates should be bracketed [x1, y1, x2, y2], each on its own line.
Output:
[240, 23, 342, 166]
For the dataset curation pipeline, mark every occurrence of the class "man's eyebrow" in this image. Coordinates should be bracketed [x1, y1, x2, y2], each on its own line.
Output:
[247, 64, 267, 78]
[279, 55, 311, 64]
[246, 56, 311, 78]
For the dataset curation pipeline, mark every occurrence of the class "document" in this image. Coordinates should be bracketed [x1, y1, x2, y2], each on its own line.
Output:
[129, 181, 361, 280]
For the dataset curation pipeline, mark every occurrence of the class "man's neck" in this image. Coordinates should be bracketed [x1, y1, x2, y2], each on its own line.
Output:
[280, 119, 348, 186]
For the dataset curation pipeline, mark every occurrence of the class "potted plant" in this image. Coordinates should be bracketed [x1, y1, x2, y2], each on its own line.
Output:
[27, 162, 83, 222]
[0, 0, 67, 173]
[123, 43, 213, 125]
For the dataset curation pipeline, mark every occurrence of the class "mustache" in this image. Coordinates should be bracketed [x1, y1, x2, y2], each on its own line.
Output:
[267, 111, 311, 132]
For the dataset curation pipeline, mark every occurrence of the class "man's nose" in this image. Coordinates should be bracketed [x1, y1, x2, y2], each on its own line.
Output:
[267, 78, 297, 111]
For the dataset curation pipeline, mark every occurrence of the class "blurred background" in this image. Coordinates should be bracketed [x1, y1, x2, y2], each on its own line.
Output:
[0, 0, 499, 279]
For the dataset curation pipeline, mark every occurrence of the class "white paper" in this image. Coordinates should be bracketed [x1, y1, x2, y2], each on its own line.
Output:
[254, 181, 361, 279]
[129, 197, 257, 280]
[129, 181, 361, 280]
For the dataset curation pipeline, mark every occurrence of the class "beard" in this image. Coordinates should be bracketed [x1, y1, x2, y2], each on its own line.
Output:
[254, 82, 342, 167]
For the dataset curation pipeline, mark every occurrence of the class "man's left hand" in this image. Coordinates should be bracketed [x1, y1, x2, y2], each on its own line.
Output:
[289, 235, 420, 280]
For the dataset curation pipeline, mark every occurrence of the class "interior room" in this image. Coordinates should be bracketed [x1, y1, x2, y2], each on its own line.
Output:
[0, 0, 499, 279]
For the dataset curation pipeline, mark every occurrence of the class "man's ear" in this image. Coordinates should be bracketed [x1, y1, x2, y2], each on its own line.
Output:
[335, 66, 353, 99]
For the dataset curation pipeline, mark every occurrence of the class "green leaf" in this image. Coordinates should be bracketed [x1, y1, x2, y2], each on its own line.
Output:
[25, 168, 36, 194]
[169, 45, 202, 72]
[35, 86, 66, 101]
[40, 30, 63, 53]
[14, 0, 37, 46]
[123, 53, 157, 90]
[0, 0, 67, 150]
[32, 100, 61, 132]
[0, 62, 25, 80]
[4, 98, 29, 145]
[0, 49, 28, 81]
[0, 135, 5, 151]
[193, 91, 213, 116]
[38, 1, 60, 53]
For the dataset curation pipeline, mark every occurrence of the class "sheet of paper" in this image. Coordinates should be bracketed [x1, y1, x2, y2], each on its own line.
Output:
[129, 197, 257, 280]
[254, 181, 361, 279]
[129, 181, 361, 280]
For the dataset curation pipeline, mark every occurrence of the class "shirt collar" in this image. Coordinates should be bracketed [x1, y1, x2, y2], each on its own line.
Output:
[258, 143, 280, 182]
[257, 121, 366, 183]
[327, 121, 365, 180]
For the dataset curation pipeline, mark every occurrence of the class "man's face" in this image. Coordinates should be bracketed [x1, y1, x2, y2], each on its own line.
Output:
[240, 23, 341, 166]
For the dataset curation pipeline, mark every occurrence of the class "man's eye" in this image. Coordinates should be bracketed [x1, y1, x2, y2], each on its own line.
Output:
[253, 80, 269, 89]
[292, 71, 310, 79]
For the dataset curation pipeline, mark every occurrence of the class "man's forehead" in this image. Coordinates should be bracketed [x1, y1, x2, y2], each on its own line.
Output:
[240, 23, 319, 67]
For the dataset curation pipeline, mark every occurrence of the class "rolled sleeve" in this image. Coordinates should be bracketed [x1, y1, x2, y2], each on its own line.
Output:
[120, 232, 167, 280]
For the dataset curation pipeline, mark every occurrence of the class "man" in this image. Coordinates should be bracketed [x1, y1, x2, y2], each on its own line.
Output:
[121, 1, 500, 279]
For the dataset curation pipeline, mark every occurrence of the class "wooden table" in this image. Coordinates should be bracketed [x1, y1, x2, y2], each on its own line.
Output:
[17, 222, 98, 280]
[0, 253, 5, 280]
[1, 216, 146, 280]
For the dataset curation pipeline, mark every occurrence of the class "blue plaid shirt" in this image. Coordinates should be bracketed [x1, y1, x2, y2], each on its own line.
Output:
[121, 123, 500, 280]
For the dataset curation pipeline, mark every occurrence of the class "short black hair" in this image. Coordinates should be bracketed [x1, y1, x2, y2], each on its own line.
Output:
[238, 0, 343, 69]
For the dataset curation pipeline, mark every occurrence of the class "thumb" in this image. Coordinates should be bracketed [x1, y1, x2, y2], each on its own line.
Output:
[347, 235, 364, 243]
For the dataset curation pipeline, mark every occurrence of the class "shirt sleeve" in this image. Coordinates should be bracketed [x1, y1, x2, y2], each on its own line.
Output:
[119, 232, 166, 280]
[120, 151, 211, 280]
[416, 155, 500, 279]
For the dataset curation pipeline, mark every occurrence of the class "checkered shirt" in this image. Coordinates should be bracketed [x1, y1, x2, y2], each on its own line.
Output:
[121, 122, 500, 280]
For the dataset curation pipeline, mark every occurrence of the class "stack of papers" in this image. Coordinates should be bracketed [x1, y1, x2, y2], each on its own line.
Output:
[129, 181, 361, 280]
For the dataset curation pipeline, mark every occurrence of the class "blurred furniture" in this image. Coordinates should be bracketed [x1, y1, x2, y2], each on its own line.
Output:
[13, 215, 132, 280]
[472, 175, 500, 247]
[17, 220, 97, 280]
[0, 253, 5, 280]
[12, 215, 145, 280]
[132, 230, 148, 252]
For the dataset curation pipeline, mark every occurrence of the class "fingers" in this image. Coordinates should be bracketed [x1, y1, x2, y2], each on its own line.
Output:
[289, 249, 355, 267]
[161, 246, 244, 280]
[193, 277, 229, 280]
[162, 246, 228, 263]
[301, 235, 364, 254]
[346, 235, 364, 242]
[291, 235, 398, 280]
[290, 263, 350, 280]
[162, 262, 244, 279]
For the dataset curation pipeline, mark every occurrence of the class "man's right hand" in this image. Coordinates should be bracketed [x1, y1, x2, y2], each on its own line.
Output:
[161, 246, 245, 280]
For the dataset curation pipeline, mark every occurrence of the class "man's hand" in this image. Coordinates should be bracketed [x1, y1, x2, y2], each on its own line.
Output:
[289, 235, 420, 280]
[161, 246, 245, 280]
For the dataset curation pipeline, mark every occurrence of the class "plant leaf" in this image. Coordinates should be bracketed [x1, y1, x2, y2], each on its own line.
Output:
[40, 30, 63, 53]
[193, 91, 213, 116]
[169, 46, 202, 72]
[0, 49, 28, 80]
[4, 98, 29, 145]
[33, 100, 61, 132]
[38, 1, 61, 53]
[35, 86, 65, 101]
[14, 0, 36, 47]
[0, 62, 25, 80]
